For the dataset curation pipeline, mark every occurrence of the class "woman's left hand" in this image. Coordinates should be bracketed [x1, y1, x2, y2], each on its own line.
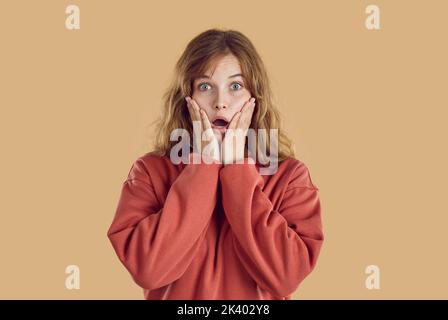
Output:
[222, 97, 256, 165]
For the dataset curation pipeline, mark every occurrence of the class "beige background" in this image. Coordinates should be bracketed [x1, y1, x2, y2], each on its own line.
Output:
[0, 0, 447, 299]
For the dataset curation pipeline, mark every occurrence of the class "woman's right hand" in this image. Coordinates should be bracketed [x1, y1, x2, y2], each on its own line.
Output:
[185, 96, 222, 163]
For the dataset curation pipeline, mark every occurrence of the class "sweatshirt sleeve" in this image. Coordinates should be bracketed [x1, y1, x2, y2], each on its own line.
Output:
[219, 159, 324, 298]
[107, 153, 222, 290]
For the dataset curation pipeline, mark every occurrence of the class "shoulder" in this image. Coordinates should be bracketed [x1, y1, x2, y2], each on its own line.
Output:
[279, 156, 319, 190]
[126, 151, 176, 183]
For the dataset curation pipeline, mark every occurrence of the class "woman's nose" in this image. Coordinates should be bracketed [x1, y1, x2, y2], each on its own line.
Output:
[215, 91, 228, 110]
[215, 104, 227, 110]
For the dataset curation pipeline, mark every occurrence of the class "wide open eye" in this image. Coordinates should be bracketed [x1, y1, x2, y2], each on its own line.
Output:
[198, 82, 211, 91]
[231, 82, 243, 90]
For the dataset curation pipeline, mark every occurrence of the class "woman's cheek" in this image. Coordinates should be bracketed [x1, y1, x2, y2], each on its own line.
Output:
[235, 96, 251, 110]
[191, 94, 211, 108]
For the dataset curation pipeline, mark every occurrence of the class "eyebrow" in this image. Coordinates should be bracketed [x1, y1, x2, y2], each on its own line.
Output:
[196, 73, 243, 80]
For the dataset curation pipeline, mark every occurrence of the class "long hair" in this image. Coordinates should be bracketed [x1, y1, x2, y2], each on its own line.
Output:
[149, 28, 296, 163]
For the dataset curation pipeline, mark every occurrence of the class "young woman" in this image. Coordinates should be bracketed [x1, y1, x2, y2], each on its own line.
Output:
[107, 28, 324, 300]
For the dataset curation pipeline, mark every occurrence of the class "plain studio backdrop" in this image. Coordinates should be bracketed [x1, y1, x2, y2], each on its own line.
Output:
[0, 0, 447, 299]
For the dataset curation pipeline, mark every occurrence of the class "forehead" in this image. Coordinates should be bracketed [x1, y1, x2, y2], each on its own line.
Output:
[198, 54, 243, 80]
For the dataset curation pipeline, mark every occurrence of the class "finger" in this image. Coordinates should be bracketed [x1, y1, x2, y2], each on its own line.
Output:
[188, 97, 202, 121]
[185, 97, 199, 123]
[240, 97, 255, 117]
[189, 99, 213, 136]
[238, 98, 256, 127]
[189, 97, 200, 113]
[199, 108, 212, 131]
[186, 97, 203, 152]
[188, 97, 204, 133]
[187, 96, 200, 120]
[227, 111, 241, 130]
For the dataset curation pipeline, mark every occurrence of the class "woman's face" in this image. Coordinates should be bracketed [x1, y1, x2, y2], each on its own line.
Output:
[191, 54, 252, 133]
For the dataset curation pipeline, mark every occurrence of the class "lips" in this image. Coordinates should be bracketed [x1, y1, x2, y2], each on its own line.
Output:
[211, 116, 229, 129]
[212, 119, 228, 127]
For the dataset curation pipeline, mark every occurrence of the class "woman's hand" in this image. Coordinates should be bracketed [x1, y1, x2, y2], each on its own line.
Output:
[222, 97, 256, 165]
[185, 96, 222, 163]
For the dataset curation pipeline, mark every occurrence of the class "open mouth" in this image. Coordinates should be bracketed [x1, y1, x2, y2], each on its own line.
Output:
[212, 119, 229, 128]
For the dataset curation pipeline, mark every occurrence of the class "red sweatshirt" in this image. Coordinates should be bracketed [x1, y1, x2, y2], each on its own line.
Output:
[107, 152, 324, 300]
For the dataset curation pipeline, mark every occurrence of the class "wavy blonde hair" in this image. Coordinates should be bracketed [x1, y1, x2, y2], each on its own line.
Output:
[149, 28, 296, 163]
